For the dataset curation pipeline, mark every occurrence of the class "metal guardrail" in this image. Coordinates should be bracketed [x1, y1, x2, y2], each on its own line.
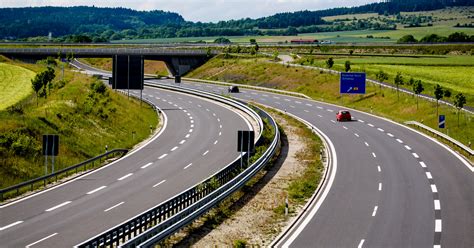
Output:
[405, 121, 473, 158]
[0, 149, 128, 202]
[75, 84, 278, 248]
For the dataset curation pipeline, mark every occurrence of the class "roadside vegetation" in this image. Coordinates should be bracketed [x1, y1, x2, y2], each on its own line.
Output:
[0, 57, 158, 189]
[187, 54, 473, 150]
[0, 62, 36, 110]
[294, 54, 474, 106]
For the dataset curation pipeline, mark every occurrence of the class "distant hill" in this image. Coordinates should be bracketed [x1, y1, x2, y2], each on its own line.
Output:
[0, 6, 184, 39]
[0, 0, 472, 41]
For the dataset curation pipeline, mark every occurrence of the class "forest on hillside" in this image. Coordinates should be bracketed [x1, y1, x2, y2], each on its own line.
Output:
[0, 0, 472, 41]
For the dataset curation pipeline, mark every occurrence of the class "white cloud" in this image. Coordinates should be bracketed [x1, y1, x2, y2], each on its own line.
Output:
[0, 0, 381, 22]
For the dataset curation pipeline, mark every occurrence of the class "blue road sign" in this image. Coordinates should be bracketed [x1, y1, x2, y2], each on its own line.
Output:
[340, 72, 366, 94]
[439, 115, 445, 128]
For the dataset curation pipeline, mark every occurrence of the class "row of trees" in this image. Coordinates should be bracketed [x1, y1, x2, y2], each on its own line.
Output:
[323, 57, 467, 125]
[397, 32, 474, 43]
[31, 67, 55, 105]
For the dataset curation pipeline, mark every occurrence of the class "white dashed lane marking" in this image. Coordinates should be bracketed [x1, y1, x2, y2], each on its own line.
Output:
[387, 133, 394, 137]
[86, 186, 107, 195]
[25, 233, 58, 248]
[372, 152, 377, 158]
[45, 201, 72, 212]
[404, 145, 412, 150]
[413, 153, 419, 158]
[378, 183, 382, 191]
[0, 221, 23, 231]
[118, 173, 133, 181]
[377, 166, 381, 172]
[185, 134, 190, 138]
[434, 200, 441, 210]
[171, 146, 179, 152]
[368, 123, 375, 127]
[158, 154, 168, 160]
[358, 239, 365, 248]
[104, 202, 124, 212]
[179, 140, 186, 145]
[202, 150, 209, 156]
[420, 161, 427, 168]
[431, 184, 438, 193]
[354, 133, 360, 137]
[364, 142, 369, 147]
[372, 206, 378, 216]
[153, 180, 166, 188]
[426, 172, 433, 179]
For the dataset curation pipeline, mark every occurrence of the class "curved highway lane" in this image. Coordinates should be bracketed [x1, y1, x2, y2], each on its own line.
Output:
[162, 79, 473, 248]
[0, 86, 251, 247]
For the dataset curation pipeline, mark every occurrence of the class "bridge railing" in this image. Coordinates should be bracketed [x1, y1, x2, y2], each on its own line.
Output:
[0, 48, 218, 57]
[75, 83, 278, 248]
[0, 149, 128, 202]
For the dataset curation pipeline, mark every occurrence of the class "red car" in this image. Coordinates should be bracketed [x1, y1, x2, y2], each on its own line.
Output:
[336, 110, 352, 122]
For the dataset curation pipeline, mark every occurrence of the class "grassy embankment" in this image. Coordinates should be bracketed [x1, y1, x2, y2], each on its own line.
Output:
[0, 63, 36, 110]
[295, 55, 474, 106]
[78, 58, 169, 76]
[0, 58, 158, 189]
[187, 55, 473, 152]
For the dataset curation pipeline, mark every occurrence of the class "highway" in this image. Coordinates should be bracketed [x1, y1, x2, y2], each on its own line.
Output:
[156, 79, 473, 248]
[0, 84, 252, 247]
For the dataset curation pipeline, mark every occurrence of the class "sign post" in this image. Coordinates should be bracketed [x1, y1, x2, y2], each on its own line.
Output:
[43, 134, 59, 175]
[238, 130, 255, 169]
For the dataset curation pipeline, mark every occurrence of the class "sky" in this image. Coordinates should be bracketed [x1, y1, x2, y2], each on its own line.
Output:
[0, 0, 381, 22]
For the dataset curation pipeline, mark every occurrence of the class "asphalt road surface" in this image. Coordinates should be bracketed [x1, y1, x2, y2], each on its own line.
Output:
[0, 85, 251, 247]
[159, 79, 473, 248]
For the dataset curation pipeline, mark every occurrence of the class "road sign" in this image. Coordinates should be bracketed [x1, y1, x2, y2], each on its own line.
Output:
[340, 72, 366, 94]
[42, 134, 59, 156]
[238, 130, 255, 152]
[439, 115, 445, 128]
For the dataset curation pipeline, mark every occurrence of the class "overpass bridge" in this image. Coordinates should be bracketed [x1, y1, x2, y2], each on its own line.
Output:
[0, 47, 217, 84]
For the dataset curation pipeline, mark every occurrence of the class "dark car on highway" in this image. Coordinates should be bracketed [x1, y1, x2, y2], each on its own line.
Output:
[336, 110, 352, 121]
[228, 85, 239, 93]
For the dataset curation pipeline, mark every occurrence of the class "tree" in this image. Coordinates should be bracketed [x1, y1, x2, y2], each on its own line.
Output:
[443, 89, 451, 99]
[326, 57, 334, 69]
[272, 51, 279, 61]
[453, 93, 466, 127]
[375, 70, 388, 92]
[412, 79, 424, 110]
[394, 72, 403, 101]
[344, 61, 351, 72]
[31, 74, 44, 106]
[249, 38, 256, 44]
[214, 37, 231, 44]
[434, 84, 444, 117]
[397, 34, 418, 43]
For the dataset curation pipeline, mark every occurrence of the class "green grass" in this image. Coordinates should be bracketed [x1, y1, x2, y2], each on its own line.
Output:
[0, 63, 35, 110]
[187, 56, 473, 150]
[0, 60, 158, 189]
[295, 55, 474, 106]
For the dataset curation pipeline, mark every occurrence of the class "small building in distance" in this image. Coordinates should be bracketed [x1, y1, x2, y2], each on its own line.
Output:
[290, 39, 319, 44]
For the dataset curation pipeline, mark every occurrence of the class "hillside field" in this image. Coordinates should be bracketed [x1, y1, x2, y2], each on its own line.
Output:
[0, 63, 35, 110]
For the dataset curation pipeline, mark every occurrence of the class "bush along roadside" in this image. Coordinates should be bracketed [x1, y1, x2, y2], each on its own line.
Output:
[0, 58, 159, 190]
[164, 105, 323, 247]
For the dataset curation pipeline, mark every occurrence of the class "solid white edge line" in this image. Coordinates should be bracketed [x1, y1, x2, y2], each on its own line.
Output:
[25, 232, 58, 248]
[0, 220, 23, 231]
[86, 186, 107, 195]
[45, 201, 71, 212]
[0, 91, 169, 208]
[153, 180, 166, 188]
[358, 239, 365, 248]
[117, 173, 133, 181]
[141, 162, 153, 169]
[104, 202, 124, 212]
[282, 117, 337, 247]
